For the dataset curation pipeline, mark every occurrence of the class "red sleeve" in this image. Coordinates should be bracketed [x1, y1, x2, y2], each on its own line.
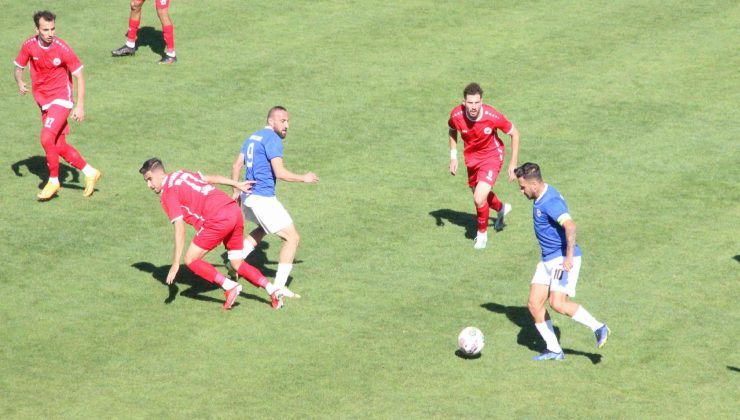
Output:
[447, 108, 458, 131]
[64, 46, 83, 74]
[494, 111, 513, 135]
[160, 189, 183, 223]
[14, 42, 30, 68]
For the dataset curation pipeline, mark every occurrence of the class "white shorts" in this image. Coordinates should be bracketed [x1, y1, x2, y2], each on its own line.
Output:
[531, 256, 582, 297]
[241, 194, 293, 234]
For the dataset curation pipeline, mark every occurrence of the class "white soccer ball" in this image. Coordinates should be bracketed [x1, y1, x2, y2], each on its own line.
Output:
[458, 326, 485, 356]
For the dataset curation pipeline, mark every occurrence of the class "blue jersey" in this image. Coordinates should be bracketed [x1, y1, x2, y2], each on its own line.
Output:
[532, 184, 582, 261]
[241, 127, 284, 198]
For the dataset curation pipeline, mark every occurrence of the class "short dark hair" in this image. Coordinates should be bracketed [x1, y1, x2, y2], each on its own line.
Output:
[267, 105, 287, 122]
[463, 82, 483, 98]
[139, 157, 165, 175]
[514, 162, 542, 181]
[34, 10, 56, 28]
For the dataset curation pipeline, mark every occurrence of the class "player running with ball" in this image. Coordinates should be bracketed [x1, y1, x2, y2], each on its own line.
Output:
[140, 158, 297, 310]
[448, 82, 520, 249]
[515, 162, 609, 361]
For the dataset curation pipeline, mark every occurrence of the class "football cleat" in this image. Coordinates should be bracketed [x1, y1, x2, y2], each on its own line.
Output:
[532, 350, 565, 361]
[473, 232, 488, 249]
[223, 284, 242, 310]
[494, 203, 512, 231]
[280, 286, 301, 300]
[83, 169, 102, 197]
[37, 182, 61, 201]
[111, 45, 136, 57]
[158, 55, 177, 65]
[595, 324, 610, 348]
[270, 289, 284, 310]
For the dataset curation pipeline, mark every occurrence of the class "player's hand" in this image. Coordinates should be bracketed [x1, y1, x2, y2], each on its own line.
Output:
[449, 159, 458, 176]
[71, 106, 85, 122]
[166, 265, 179, 285]
[303, 172, 319, 183]
[18, 82, 29, 95]
[233, 180, 256, 194]
[507, 163, 517, 182]
[562, 257, 573, 272]
[231, 189, 241, 202]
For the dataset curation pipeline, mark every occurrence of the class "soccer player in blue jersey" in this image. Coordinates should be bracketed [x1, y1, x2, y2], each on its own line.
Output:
[231, 106, 318, 295]
[515, 162, 609, 361]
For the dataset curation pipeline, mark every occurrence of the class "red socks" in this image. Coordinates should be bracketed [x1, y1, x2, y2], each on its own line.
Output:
[487, 191, 503, 212]
[236, 262, 268, 288]
[476, 204, 490, 233]
[187, 259, 225, 287]
[162, 24, 175, 54]
[41, 133, 86, 177]
[127, 19, 140, 43]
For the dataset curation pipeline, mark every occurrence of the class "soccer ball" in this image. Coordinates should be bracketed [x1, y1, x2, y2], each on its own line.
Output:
[458, 326, 485, 356]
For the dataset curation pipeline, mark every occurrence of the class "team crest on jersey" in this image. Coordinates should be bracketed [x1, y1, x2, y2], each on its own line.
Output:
[483, 127, 492, 135]
[52, 58, 61, 66]
[536, 209, 542, 217]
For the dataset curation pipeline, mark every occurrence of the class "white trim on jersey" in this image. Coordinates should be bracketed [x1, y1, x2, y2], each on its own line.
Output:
[71, 64, 84, 75]
[13, 60, 25, 69]
[41, 98, 74, 110]
[506, 125, 515, 135]
[557, 213, 572, 225]
[170, 215, 184, 224]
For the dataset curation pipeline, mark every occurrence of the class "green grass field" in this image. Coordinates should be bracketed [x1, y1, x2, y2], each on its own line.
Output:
[1, 0, 738, 418]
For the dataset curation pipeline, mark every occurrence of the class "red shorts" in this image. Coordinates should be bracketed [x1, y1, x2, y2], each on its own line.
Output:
[466, 160, 503, 188]
[192, 202, 244, 252]
[40, 105, 71, 137]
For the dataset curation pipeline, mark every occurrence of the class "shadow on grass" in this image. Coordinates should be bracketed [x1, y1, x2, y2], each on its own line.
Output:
[454, 349, 482, 360]
[219, 241, 304, 287]
[429, 208, 502, 240]
[481, 302, 602, 364]
[131, 261, 270, 308]
[11, 155, 82, 190]
[136, 26, 166, 57]
[727, 366, 740, 373]
[733, 255, 740, 263]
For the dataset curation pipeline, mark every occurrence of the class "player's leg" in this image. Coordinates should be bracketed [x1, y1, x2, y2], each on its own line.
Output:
[156, 1, 176, 64]
[471, 180, 492, 249]
[36, 108, 70, 199]
[274, 223, 300, 288]
[243, 226, 267, 259]
[53, 123, 101, 197]
[112, 0, 145, 56]
[529, 261, 564, 359]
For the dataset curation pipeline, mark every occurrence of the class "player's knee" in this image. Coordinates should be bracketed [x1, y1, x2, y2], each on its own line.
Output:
[527, 298, 542, 315]
[184, 254, 197, 265]
[549, 296, 567, 314]
[131, 0, 144, 11]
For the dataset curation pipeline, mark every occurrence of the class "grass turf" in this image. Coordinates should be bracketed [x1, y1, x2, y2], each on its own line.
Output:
[0, 0, 738, 418]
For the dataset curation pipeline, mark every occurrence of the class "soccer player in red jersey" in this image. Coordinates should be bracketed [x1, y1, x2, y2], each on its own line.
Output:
[140, 158, 299, 310]
[448, 82, 520, 249]
[14, 10, 102, 201]
[111, 0, 177, 64]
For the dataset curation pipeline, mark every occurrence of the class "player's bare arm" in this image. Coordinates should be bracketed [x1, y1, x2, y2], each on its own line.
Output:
[448, 128, 458, 175]
[271, 157, 318, 183]
[14, 66, 28, 95]
[167, 219, 186, 284]
[562, 219, 577, 271]
[506, 127, 520, 182]
[202, 174, 255, 193]
[230, 153, 245, 200]
[71, 69, 85, 122]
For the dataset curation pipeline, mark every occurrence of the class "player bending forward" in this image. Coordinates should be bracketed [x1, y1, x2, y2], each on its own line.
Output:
[140, 158, 299, 310]
[231, 106, 318, 290]
[515, 162, 609, 361]
[14, 10, 101, 200]
[448, 82, 519, 249]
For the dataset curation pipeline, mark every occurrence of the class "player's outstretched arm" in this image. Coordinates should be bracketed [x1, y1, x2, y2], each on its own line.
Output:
[167, 219, 186, 284]
[448, 128, 458, 176]
[507, 127, 521, 182]
[14, 66, 28, 95]
[202, 174, 255, 194]
[71, 69, 85, 122]
[271, 157, 318, 183]
[230, 153, 246, 200]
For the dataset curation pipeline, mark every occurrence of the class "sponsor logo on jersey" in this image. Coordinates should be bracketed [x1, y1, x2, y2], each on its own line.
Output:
[483, 127, 492, 135]
[52, 58, 61, 66]
[32, 56, 39, 60]
[249, 135, 263, 142]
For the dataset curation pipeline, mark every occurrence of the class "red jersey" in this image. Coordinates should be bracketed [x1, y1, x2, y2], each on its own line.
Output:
[160, 171, 235, 231]
[448, 104, 514, 167]
[14, 36, 83, 110]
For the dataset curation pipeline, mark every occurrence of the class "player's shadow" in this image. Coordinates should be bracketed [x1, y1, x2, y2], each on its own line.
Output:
[136, 26, 166, 57]
[131, 261, 270, 308]
[429, 208, 478, 239]
[11, 155, 82, 190]
[220, 241, 303, 288]
[728, 366, 740, 373]
[733, 255, 740, 264]
[481, 302, 602, 364]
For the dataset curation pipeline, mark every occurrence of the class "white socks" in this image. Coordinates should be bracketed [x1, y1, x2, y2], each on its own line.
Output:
[82, 164, 97, 177]
[242, 240, 255, 259]
[535, 322, 562, 353]
[125, 40, 136, 48]
[48, 177, 60, 184]
[572, 306, 604, 332]
[275, 263, 293, 288]
[265, 282, 277, 295]
[222, 278, 238, 291]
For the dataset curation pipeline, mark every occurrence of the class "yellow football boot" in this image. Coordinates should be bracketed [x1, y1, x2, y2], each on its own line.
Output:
[37, 182, 61, 201]
[83, 169, 102, 197]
